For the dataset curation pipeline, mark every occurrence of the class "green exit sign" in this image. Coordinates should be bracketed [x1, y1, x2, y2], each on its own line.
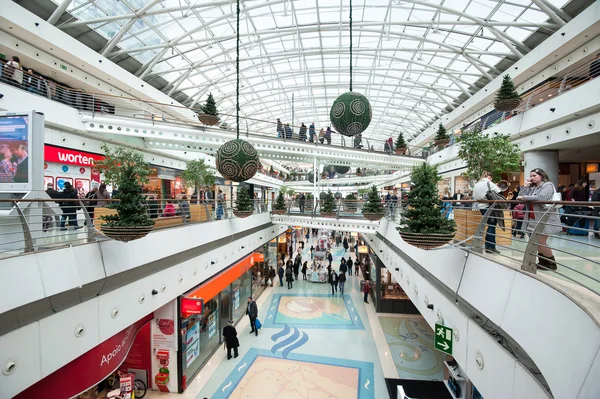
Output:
[434, 323, 453, 355]
[60, 64, 67, 70]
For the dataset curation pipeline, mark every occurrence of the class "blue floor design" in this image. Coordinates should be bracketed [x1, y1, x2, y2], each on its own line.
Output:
[263, 293, 365, 330]
[210, 347, 375, 399]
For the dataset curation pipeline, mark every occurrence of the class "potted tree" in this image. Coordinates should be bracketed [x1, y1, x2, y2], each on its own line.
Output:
[320, 190, 337, 218]
[356, 167, 362, 177]
[434, 124, 450, 148]
[494, 75, 521, 112]
[394, 133, 408, 155]
[94, 145, 154, 242]
[181, 159, 215, 204]
[233, 186, 254, 218]
[397, 163, 456, 249]
[362, 185, 385, 221]
[197, 93, 220, 125]
[344, 192, 358, 213]
[357, 187, 369, 200]
[272, 191, 287, 215]
[269, 165, 275, 177]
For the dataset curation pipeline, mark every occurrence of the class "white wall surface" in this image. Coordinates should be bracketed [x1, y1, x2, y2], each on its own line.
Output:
[0, 216, 285, 399]
[374, 219, 600, 399]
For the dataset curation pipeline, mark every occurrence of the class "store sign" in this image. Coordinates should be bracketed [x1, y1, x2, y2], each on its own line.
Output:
[44, 145, 104, 166]
[181, 297, 204, 318]
[14, 315, 152, 399]
[358, 245, 369, 254]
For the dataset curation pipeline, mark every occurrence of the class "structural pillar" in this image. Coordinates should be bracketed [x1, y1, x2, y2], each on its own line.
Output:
[313, 157, 318, 209]
[523, 150, 559, 186]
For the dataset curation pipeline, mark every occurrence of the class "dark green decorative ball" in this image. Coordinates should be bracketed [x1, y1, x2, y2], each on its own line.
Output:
[334, 191, 343, 200]
[308, 171, 319, 184]
[334, 165, 350, 175]
[330, 91, 372, 137]
[216, 139, 260, 182]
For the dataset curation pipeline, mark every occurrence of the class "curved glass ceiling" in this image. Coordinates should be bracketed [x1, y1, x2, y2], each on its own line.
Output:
[53, 0, 571, 142]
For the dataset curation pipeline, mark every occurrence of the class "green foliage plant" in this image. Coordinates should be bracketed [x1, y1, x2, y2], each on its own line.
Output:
[274, 191, 286, 211]
[181, 159, 216, 202]
[320, 190, 336, 213]
[395, 133, 407, 149]
[398, 163, 455, 234]
[200, 93, 219, 118]
[495, 75, 520, 103]
[94, 144, 154, 227]
[362, 186, 383, 214]
[357, 187, 369, 198]
[457, 126, 521, 182]
[235, 186, 254, 212]
[434, 124, 449, 141]
[345, 193, 358, 211]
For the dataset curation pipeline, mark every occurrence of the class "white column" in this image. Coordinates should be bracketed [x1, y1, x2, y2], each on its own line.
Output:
[524, 150, 559, 186]
[313, 157, 318, 209]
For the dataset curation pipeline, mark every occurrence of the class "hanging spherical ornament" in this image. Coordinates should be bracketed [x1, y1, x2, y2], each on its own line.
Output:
[216, 139, 260, 182]
[308, 171, 319, 184]
[330, 91, 372, 137]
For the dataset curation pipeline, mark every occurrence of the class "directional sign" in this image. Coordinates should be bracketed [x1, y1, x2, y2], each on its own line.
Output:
[434, 323, 453, 355]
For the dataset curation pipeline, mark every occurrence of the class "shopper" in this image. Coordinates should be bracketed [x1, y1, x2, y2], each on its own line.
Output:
[343, 237, 349, 252]
[302, 261, 308, 280]
[286, 265, 294, 289]
[299, 193, 306, 213]
[268, 266, 276, 287]
[285, 123, 293, 139]
[278, 262, 285, 286]
[222, 320, 240, 360]
[309, 123, 316, 142]
[45, 183, 61, 229]
[84, 187, 98, 226]
[59, 181, 80, 230]
[511, 202, 526, 239]
[472, 172, 502, 254]
[339, 258, 347, 274]
[327, 252, 333, 267]
[246, 297, 259, 336]
[3, 56, 23, 88]
[163, 200, 176, 217]
[96, 183, 110, 207]
[347, 258, 353, 276]
[329, 270, 338, 295]
[325, 127, 332, 144]
[516, 168, 562, 270]
[310, 244, 315, 259]
[299, 123, 307, 141]
[276, 118, 284, 138]
[318, 128, 325, 144]
[338, 272, 346, 295]
[363, 280, 371, 304]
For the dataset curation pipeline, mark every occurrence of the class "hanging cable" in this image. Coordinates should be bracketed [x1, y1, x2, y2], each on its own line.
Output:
[349, 0, 353, 92]
[236, 0, 240, 139]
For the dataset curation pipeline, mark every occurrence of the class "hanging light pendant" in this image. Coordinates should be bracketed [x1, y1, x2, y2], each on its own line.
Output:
[216, 0, 259, 182]
[330, 0, 372, 137]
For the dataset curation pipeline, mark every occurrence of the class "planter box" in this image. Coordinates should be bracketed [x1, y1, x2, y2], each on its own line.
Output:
[398, 231, 454, 250]
[271, 209, 287, 215]
[434, 139, 450, 147]
[233, 210, 253, 218]
[320, 212, 337, 218]
[101, 225, 154, 243]
[197, 114, 219, 125]
[363, 213, 384, 221]
[394, 148, 407, 155]
[494, 98, 522, 112]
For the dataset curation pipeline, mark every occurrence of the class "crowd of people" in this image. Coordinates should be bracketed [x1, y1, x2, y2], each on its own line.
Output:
[274, 119, 366, 149]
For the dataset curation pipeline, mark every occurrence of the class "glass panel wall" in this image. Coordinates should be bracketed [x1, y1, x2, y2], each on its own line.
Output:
[232, 271, 252, 322]
[182, 297, 220, 381]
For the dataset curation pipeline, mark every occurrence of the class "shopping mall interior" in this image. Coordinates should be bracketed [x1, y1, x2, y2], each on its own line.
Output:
[1, 0, 600, 398]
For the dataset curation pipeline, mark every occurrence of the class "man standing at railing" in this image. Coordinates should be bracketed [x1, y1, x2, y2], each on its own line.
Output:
[472, 172, 501, 254]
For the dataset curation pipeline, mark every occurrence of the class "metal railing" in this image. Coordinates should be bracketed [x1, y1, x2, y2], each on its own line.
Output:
[440, 199, 600, 296]
[0, 198, 269, 259]
[273, 198, 398, 220]
[0, 59, 419, 157]
[419, 55, 600, 156]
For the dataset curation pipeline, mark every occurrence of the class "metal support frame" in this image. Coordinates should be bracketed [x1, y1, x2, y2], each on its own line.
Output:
[472, 203, 497, 254]
[13, 200, 34, 253]
[521, 205, 555, 274]
[78, 200, 97, 243]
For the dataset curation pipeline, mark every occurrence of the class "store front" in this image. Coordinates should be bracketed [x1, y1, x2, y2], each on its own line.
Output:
[43, 145, 105, 196]
[144, 167, 187, 200]
[177, 253, 264, 393]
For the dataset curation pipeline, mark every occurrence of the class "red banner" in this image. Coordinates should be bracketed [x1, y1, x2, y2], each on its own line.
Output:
[14, 314, 153, 399]
[44, 145, 105, 167]
[181, 297, 204, 318]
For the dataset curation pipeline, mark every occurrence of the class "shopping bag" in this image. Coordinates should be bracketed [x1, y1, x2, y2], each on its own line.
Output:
[255, 318, 262, 330]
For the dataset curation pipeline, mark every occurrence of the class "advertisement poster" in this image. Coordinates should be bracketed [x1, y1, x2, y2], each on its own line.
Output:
[208, 313, 216, 339]
[0, 115, 29, 184]
[185, 323, 200, 346]
[186, 339, 200, 367]
[153, 319, 175, 350]
[234, 289, 240, 310]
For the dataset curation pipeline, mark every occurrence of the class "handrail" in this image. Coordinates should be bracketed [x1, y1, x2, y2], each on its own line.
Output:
[417, 54, 600, 155]
[0, 198, 268, 259]
[0, 59, 416, 155]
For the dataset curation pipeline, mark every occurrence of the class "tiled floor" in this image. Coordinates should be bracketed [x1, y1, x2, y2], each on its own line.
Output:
[149, 232, 389, 399]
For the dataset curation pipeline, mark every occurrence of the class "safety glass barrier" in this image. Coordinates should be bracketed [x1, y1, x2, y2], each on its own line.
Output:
[437, 199, 600, 296]
[0, 198, 267, 259]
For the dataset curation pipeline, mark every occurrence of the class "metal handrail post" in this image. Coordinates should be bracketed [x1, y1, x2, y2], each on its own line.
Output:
[472, 203, 497, 254]
[13, 200, 34, 253]
[79, 200, 96, 242]
[521, 205, 555, 274]
[336, 200, 340, 220]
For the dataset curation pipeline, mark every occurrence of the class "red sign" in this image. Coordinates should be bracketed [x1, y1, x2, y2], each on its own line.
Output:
[181, 297, 204, 318]
[14, 314, 153, 399]
[44, 145, 105, 167]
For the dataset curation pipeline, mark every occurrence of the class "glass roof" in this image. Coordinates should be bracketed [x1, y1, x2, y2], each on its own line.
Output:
[54, 0, 570, 142]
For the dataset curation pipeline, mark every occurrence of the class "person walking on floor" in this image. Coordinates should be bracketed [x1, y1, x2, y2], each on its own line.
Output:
[339, 258, 347, 274]
[268, 266, 276, 287]
[329, 270, 338, 295]
[338, 272, 346, 295]
[246, 297, 259, 336]
[310, 245, 315, 259]
[299, 193, 306, 213]
[343, 237, 349, 252]
[363, 281, 371, 304]
[222, 320, 240, 360]
[286, 266, 294, 289]
[327, 252, 333, 267]
[302, 261, 308, 280]
[278, 262, 285, 287]
[294, 254, 301, 281]
[347, 258, 353, 276]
